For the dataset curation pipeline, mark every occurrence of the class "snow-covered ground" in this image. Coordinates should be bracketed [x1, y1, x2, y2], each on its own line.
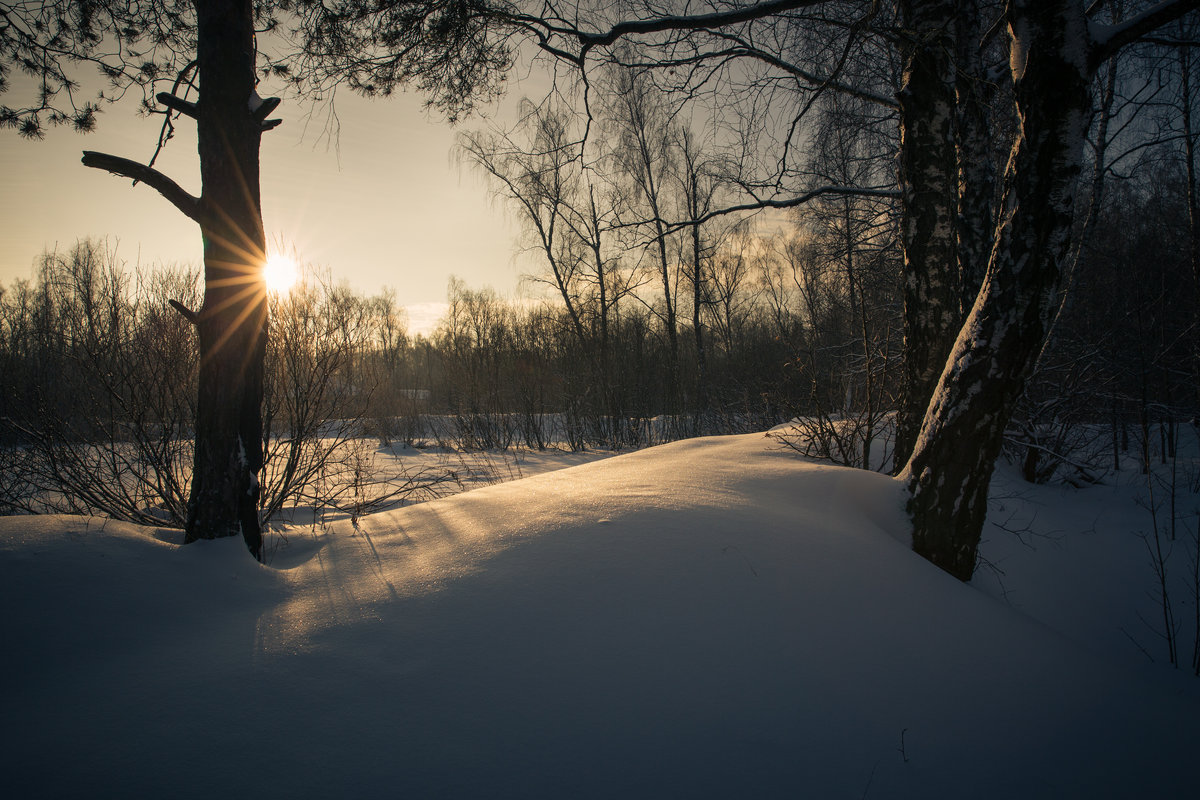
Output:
[2, 432, 1197, 798]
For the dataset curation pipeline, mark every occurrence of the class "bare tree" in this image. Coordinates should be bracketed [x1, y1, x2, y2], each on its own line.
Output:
[462, 100, 643, 443]
[463, 103, 592, 332]
[603, 63, 684, 406]
[675, 124, 728, 413]
[0, 242, 199, 525]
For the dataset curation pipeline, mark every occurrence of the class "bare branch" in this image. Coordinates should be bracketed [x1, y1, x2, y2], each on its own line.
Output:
[81, 151, 202, 223]
[635, 184, 899, 235]
[703, 35, 899, 109]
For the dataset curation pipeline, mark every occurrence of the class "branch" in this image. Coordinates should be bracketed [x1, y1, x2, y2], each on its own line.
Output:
[81, 151, 202, 223]
[155, 92, 199, 120]
[1091, 0, 1200, 68]
[683, 184, 898, 228]
[168, 299, 199, 325]
[148, 61, 199, 171]
[1136, 35, 1200, 47]
[572, 0, 833, 53]
[704, 35, 899, 109]
[609, 185, 899, 238]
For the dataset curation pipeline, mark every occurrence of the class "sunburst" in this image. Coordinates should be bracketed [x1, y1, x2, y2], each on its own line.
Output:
[263, 252, 298, 294]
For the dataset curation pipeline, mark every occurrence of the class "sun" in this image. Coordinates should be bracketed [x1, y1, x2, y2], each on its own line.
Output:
[263, 252, 298, 294]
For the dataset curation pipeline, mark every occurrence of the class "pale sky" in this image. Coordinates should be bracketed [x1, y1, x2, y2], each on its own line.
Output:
[0, 86, 530, 335]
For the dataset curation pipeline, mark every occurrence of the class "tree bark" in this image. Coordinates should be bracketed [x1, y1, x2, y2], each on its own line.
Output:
[901, 0, 1091, 580]
[184, 0, 268, 559]
[954, 0, 995, 315]
[893, 0, 960, 471]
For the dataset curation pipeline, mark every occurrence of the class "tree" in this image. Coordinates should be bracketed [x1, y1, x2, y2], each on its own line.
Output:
[462, 99, 648, 444]
[675, 124, 721, 412]
[2, 1, 284, 558]
[899, 0, 1200, 578]
[890, 0, 964, 470]
[290, 0, 1200, 578]
[558, 0, 1197, 579]
[460, 103, 592, 347]
[604, 63, 683, 408]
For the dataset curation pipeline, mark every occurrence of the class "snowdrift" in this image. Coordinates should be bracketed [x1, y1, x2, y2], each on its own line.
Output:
[1, 433, 1195, 798]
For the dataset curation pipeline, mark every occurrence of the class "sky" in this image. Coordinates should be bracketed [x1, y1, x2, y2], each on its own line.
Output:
[0, 85, 531, 335]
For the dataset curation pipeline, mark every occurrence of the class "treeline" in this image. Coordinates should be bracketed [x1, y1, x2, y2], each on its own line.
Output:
[0, 209, 903, 522]
[0, 153, 1195, 523]
[0, 242, 440, 524]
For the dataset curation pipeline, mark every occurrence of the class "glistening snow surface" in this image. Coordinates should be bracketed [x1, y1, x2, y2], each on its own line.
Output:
[1, 433, 1196, 798]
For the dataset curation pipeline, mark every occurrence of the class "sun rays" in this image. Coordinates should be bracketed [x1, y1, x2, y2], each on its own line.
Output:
[264, 251, 299, 294]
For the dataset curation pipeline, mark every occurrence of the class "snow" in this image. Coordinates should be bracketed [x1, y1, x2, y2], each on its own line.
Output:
[973, 460, 1200, 682]
[2, 432, 1197, 798]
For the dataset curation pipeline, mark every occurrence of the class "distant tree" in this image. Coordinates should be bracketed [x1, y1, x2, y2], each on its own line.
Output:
[603, 63, 683, 408]
[2, 242, 202, 525]
[460, 103, 592, 346]
[461, 100, 642, 442]
[673, 124, 724, 412]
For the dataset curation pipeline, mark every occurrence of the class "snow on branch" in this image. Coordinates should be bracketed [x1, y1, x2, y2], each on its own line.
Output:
[1090, 0, 1200, 68]
[566, 0, 832, 53]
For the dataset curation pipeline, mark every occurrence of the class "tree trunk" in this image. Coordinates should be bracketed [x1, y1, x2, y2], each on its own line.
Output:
[690, 203, 707, 415]
[184, 0, 268, 559]
[893, 0, 960, 470]
[900, 0, 1091, 580]
[651, 211, 680, 412]
[954, 0, 996, 315]
[587, 187, 616, 441]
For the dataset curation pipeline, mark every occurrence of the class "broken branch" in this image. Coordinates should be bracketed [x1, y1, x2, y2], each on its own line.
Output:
[81, 150, 202, 223]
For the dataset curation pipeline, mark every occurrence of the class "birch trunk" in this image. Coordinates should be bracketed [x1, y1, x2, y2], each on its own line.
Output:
[901, 0, 1091, 580]
[954, 0, 996, 315]
[894, 0, 960, 470]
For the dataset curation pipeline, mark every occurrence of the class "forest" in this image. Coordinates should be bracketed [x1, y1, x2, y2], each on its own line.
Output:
[3, 1, 1200, 578]
[0, 132, 1193, 528]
